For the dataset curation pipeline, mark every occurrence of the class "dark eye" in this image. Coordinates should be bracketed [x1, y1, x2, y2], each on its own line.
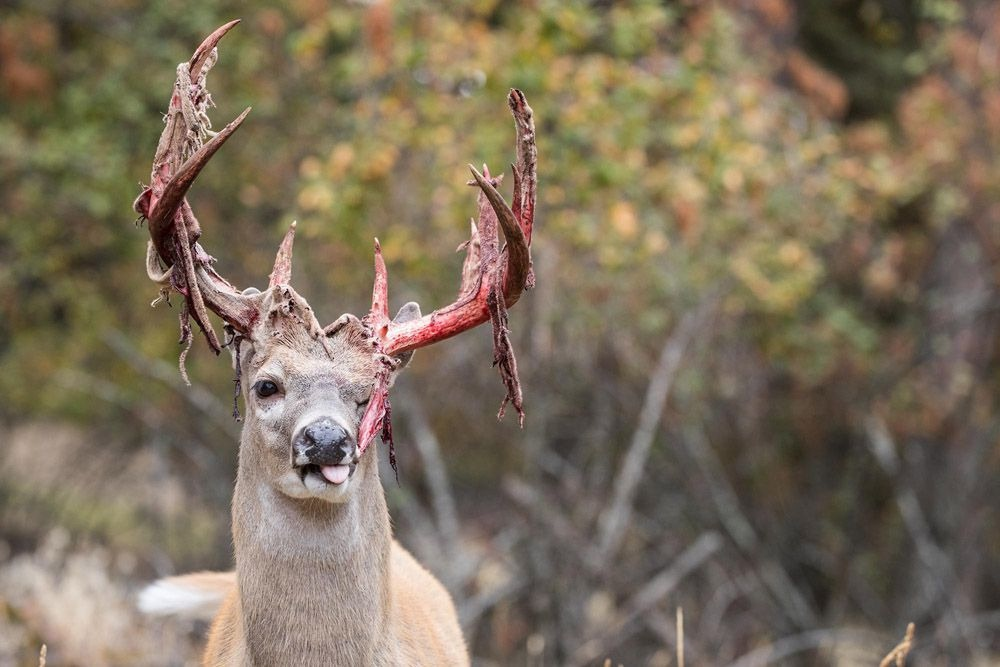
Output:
[255, 380, 279, 398]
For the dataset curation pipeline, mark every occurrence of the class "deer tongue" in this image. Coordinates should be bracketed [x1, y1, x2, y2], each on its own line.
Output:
[320, 465, 350, 485]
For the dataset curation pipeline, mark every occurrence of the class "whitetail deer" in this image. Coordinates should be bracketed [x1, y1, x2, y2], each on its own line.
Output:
[134, 22, 536, 666]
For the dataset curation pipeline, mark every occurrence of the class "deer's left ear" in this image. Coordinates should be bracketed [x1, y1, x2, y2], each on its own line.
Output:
[390, 302, 421, 370]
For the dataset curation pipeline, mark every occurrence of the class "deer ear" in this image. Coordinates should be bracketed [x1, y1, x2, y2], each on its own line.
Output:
[394, 301, 421, 322]
[391, 302, 421, 369]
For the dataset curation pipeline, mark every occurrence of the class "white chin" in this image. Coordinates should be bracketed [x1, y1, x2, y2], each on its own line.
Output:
[275, 469, 353, 503]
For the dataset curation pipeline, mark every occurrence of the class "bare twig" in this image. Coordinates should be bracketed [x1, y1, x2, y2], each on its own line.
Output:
[699, 571, 759, 641]
[879, 622, 915, 667]
[570, 532, 723, 667]
[459, 575, 527, 630]
[677, 607, 685, 667]
[384, 482, 439, 556]
[54, 369, 143, 416]
[643, 608, 707, 666]
[864, 415, 972, 648]
[102, 328, 238, 438]
[458, 526, 526, 631]
[54, 368, 222, 476]
[681, 426, 819, 627]
[592, 294, 720, 566]
[399, 391, 460, 554]
[628, 533, 722, 623]
[503, 476, 589, 563]
[864, 415, 952, 573]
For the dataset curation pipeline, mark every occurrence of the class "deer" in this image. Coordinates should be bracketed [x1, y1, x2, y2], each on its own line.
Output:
[133, 22, 536, 666]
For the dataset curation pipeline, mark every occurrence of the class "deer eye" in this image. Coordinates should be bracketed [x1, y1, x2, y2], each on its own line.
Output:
[254, 380, 280, 398]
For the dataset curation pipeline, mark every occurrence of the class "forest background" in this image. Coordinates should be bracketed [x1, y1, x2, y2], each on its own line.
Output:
[1, 0, 999, 665]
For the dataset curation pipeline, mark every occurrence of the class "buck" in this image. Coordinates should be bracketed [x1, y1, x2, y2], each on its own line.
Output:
[134, 23, 536, 666]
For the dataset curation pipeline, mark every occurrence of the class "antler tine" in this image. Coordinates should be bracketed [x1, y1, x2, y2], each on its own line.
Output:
[146, 241, 172, 285]
[373, 89, 537, 423]
[136, 22, 263, 373]
[269, 221, 297, 288]
[468, 165, 530, 306]
[508, 88, 536, 246]
[457, 219, 482, 299]
[380, 90, 536, 358]
[189, 19, 241, 80]
[368, 239, 391, 333]
[147, 107, 251, 263]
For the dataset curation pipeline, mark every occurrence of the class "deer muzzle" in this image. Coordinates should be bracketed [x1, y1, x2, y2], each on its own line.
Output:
[292, 418, 358, 485]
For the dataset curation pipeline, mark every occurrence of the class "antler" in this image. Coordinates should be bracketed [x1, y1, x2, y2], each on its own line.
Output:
[133, 21, 289, 378]
[136, 24, 537, 433]
[363, 89, 537, 424]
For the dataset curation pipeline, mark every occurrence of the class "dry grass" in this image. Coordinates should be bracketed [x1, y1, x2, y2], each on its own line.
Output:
[0, 529, 201, 666]
[0, 422, 212, 666]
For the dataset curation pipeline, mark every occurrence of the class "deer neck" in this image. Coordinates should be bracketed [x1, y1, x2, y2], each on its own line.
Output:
[231, 449, 394, 666]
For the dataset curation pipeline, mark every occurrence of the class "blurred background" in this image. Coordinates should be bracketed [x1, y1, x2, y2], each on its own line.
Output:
[1, 0, 999, 664]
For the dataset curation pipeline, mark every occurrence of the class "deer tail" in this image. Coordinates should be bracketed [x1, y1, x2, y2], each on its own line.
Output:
[138, 570, 236, 620]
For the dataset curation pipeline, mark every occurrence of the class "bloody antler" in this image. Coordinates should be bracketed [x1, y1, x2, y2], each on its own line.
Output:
[137, 24, 537, 441]
[134, 21, 281, 379]
[362, 89, 537, 426]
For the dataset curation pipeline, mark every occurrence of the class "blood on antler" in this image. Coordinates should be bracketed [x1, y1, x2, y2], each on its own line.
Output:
[135, 21, 537, 438]
[133, 20, 267, 381]
[362, 90, 537, 427]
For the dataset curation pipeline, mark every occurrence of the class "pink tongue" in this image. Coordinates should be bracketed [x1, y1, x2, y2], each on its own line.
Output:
[320, 465, 350, 485]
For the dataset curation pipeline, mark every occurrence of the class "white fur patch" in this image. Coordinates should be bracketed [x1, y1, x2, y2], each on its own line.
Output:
[138, 577, 227, 619]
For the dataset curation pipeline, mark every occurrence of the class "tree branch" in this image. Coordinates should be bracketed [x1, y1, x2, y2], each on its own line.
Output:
[592, 293, 720, 566]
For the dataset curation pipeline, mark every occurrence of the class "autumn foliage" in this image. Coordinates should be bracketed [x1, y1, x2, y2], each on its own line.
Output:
[1, 0, 999, 664]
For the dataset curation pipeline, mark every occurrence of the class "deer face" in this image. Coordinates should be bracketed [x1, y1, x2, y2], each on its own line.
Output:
[233, 287, 417, 504]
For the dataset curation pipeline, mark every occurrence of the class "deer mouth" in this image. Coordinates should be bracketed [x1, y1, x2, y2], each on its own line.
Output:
[299, 463, 356, 486]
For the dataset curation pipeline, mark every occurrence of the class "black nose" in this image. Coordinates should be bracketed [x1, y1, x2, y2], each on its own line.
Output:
[293, 418, 356, 465]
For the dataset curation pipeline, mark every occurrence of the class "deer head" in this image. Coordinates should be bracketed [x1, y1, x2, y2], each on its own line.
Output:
[133, 21, 536, 504]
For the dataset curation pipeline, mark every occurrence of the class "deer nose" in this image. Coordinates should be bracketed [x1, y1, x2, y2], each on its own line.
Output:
[293, 418, 356, 466]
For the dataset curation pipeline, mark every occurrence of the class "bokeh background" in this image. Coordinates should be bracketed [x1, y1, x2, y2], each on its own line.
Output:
[2, 0, 999, 664]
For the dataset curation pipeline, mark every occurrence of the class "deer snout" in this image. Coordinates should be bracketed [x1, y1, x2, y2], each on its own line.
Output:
[293, 418, 357, 466]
